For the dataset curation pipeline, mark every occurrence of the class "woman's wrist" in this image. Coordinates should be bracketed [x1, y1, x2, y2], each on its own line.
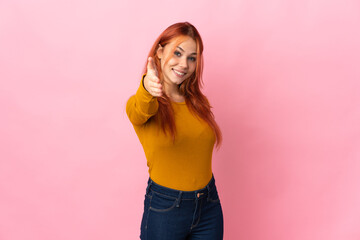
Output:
[142, 74, 149, 92]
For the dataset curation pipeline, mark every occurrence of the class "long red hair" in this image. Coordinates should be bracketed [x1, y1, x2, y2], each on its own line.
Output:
[143, 22, 222, 148]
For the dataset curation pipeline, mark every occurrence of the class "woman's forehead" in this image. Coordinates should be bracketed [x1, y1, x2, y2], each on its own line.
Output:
[168, 36, 197, 53]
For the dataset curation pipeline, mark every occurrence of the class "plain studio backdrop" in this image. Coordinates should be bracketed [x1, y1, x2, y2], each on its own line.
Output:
[1, 0, 360, 239]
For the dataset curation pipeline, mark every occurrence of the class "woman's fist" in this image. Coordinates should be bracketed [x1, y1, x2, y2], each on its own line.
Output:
[144, 57, 163, 97]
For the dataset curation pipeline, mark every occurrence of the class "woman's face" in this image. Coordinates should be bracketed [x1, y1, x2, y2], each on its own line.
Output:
[157, 36, 197, 87]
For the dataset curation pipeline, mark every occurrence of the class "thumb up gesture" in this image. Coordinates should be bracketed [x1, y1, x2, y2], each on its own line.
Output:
[144, 57, 163, 97]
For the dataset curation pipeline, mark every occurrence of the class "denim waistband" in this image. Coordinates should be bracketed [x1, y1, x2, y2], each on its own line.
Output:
[146, 174, 216, 200]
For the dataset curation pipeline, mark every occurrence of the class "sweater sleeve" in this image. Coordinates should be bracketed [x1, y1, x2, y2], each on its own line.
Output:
[126, 74, 159, 125]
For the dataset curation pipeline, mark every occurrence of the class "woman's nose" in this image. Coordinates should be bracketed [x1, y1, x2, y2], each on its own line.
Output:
[179, 57, 188, 69]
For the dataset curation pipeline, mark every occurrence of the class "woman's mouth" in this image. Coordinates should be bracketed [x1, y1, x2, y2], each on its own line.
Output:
[173, 69, 186, 78]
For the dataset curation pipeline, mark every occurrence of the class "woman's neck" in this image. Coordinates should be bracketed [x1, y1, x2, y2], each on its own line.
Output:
[163, 81, 185, 102]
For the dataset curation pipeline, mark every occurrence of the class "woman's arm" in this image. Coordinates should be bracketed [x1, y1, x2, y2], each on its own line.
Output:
[126, 57, 163, 125]
[126, 74, 159, 126]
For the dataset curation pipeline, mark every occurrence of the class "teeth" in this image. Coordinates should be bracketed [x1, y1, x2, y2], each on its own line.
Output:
[174, 69, 185, 76]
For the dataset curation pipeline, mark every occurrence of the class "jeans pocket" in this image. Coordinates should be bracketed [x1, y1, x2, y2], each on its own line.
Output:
[149, 191, 178, 212]
[207, 187, 221, 203]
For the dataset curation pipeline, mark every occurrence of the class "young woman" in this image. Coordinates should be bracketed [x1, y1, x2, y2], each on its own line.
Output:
[126, 22, 223, 240]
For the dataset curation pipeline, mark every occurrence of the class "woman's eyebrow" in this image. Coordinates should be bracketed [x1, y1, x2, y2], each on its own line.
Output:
[177, 46, 197, 55]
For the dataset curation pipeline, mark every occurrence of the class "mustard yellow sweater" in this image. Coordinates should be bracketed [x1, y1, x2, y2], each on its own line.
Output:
[126, 75, 215, 191]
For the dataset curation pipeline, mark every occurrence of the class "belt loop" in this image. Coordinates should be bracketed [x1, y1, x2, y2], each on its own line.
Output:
[206, 185, 211, 201]
[146, 179, 153, 195]
[176, 191, 182, 207]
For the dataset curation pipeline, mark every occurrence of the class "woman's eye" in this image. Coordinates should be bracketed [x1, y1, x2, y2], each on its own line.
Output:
[174, 51, 181, 57]
[189, 57, 196, 62]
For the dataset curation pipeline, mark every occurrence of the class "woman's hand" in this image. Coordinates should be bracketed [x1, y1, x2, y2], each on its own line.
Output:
[144, 57, 163, 97]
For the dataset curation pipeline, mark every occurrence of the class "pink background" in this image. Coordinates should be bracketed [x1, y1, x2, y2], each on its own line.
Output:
[1, 0, 360, 239]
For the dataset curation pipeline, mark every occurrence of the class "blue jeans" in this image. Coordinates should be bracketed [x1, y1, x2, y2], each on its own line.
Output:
[140, 174, 224, 240]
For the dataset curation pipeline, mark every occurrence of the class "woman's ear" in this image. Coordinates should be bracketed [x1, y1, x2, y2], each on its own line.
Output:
[156, 44, 163, 59]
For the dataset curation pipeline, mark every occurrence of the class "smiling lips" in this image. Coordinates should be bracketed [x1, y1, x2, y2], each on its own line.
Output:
[173, 69, 186, 77]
